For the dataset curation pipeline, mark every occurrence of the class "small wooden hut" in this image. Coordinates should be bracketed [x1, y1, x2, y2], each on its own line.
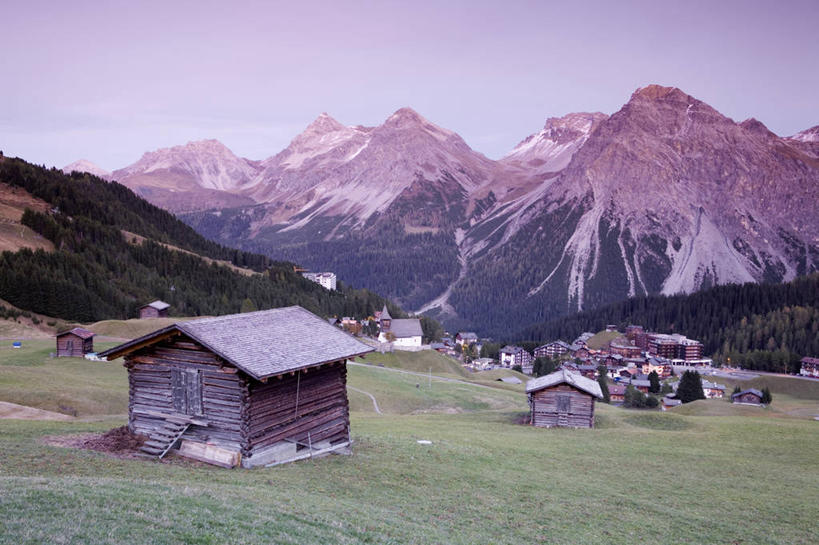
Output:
[139, 300, 170, 319]
[731, 389, 763, 406]
[526, 369, 603, 428]
[99, 306, 373, 468]
[56, 327, 95, 357]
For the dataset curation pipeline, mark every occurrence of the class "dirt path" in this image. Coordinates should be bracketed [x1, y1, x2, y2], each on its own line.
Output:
[0, 401, 74, 420]
[348, 386, 383, 414]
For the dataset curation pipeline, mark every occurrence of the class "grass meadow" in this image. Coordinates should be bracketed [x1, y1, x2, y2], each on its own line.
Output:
[1, 341, 818, 544]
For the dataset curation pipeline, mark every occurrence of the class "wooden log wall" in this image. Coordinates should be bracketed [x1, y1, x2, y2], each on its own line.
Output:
[531, 384, 595, 428]
[125, 334, 248, 450]
[56, 334, 92, 357]
[244, 362, 349, 458]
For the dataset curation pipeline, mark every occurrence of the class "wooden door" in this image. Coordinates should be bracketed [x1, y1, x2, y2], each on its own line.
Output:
[172, 369, 203, 416]
[557, 394, 571, 414]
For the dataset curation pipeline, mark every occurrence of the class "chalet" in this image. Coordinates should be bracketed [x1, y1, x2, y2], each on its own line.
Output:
[455, 332, 478, 346]
[534, 341, 571, 359]
[56, 327, 95, 357]
[571, 346, 591, 360]
[576, 363, 599, 379]
[800, 357, 819, 378]
[98, 306, 373, 468]
[662, 396, 682, 411]
[630, 378, 652, 393]
[526, 369, 603, 428]
[701, 380, 726, 399]
[500, 345, 533, 371]
[573, 332, 595, 347]
[731, 389, 763, 406]
[642, 357, 672, 378]
[608, 383, 626, 404]
[139, 300, 170, 319]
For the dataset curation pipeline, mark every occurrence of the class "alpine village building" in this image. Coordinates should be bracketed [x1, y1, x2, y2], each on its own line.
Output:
[376, 305, 423, 348]
[99, 306, 373, 468]
[139, 300, 171, 319]
[55, 327, 95, 357]
[526, 369, 603, 429]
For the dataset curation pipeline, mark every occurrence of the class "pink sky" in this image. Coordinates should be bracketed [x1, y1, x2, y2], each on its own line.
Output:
[2, 0, 817, 170]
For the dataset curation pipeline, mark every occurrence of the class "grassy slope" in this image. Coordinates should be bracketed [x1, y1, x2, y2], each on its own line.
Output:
[0, 182, 54, 253]
[1, 348, 818, 544]
[584, 330, 619, 350]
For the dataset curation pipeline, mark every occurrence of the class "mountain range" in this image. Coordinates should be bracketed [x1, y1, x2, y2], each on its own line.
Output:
[63, 85, 819, 337]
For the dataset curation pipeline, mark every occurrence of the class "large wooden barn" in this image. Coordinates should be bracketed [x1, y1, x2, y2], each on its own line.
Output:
[138, 300, 170, 319]
[526, 369, 603, 429]
[55, 327, 95, 357]
[99, 306, 373, 468]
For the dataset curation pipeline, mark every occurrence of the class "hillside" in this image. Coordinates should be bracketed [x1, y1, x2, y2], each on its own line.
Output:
[1, 339, 817, 544]
[0, 157, 401, 323]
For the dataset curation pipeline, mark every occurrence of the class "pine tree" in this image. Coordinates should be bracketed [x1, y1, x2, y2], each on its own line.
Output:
[677, 371, 706, 403]
[597, 364, 610, 403]
[648, 371, 661, 393]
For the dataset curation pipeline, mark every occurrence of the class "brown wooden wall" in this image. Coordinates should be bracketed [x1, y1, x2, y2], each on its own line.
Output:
[245, 363, 349, 458]
[56, 334, 93, 357]
[733, 393, 762, 404]
[531, 383, 596, 428]
[139, 307, 168, 319]
[125, 334, 248, 451]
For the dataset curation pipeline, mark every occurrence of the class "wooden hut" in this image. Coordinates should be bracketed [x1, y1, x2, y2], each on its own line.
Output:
[139, 300, 170, 319]
[55, 327, 95, 357]
[526, 369, 603, 428]
[99, 306, 373, 468]
[731, 388, 763, 406]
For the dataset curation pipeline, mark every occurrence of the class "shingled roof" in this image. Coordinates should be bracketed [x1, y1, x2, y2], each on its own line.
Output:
[56, 327, 95, 339]
[99, 306, 373, 380]
[389, 318, 422, 338]
[141, 300, 170, 311]
[526, 368, 604, 398]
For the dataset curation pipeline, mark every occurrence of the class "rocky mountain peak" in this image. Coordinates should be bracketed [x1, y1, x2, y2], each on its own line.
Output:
[740, 118, 776, 138]
[790, 125, 819, 142]
[61, 159, 112, 179]
[631, 84, 693, 103]
[303, 112, 347, 135]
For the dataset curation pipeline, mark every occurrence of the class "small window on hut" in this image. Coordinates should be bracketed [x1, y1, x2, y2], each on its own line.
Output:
[557, 395, 571, 413]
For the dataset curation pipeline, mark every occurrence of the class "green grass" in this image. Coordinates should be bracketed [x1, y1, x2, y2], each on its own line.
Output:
[83, 317, 185, 339]
[1, 345, 818, 544]
[0, 340, 126, 416]
[584, 330, 620, 350]
[360, 349, 470, 378]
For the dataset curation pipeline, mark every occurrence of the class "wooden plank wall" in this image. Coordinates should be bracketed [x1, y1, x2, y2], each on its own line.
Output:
[56, 334, 92, 357]
[245, 362, 349, 458]
[531, 384, 595, 428]
[125, 335, 248, 451]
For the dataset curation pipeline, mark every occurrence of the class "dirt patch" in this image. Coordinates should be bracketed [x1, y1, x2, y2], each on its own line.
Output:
[0, 401, 74, 420]
[42, 426, 147, 457]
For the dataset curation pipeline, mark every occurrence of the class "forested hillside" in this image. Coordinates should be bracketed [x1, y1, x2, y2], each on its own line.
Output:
[0, 157, 403, 323]
[518, 274, 819, 372]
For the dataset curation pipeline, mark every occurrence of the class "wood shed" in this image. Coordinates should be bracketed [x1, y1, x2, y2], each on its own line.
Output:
[139, 300, 170, 319]
[526, 369, 603, 429]
[99, 306, 373, 468]
[731, 389, 763, 406]
[55, 327, 95, 357]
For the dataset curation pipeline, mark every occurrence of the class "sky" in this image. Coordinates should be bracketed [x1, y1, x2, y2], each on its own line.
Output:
[1, 0, 818, 170]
